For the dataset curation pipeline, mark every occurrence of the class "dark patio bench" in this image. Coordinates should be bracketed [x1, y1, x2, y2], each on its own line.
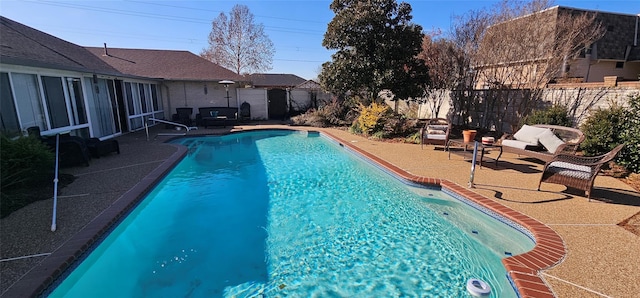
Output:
[196, 107, 238, 128]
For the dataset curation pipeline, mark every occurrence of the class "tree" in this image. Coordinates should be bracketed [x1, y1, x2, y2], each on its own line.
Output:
[418, 31, 467, 117]
[446, 9, 492, 126]
[472, 0, 605, 130]
[440, 0, 605, 131]
[319, 0, 429, 107]
[200, 4, 275, 75]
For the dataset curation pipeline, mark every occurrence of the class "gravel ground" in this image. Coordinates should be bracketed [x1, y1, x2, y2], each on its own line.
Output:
[1, 124, 638, 298]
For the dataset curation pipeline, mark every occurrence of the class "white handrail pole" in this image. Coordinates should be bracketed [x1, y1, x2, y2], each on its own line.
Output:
[51, 133, 60, 232]
[147, 118, 196, 132]
[468, 141, 478, 188]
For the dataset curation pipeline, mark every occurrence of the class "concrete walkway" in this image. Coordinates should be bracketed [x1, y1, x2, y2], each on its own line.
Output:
[1, 124, 638, 297]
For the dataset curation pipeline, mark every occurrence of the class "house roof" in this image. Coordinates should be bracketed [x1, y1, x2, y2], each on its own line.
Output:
[296, 79, 322, 89]
[246, 73, 307, 88]
[484, 6, 640, 62]
[576, 6, 640, 61]
[0, 16, 122, 75]
[84, 46, 244, 82]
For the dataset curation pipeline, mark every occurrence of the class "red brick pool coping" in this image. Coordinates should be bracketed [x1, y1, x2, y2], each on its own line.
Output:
[322, 130, 565, 298]
[3, 129, 565, 297]
[2, 144, 188, 298]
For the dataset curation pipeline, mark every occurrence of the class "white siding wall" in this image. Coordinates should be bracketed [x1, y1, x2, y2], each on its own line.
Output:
[237, 88, 268, 120]
[412, 86, 637, 126]
[289, 89, 311, 111]
[164, 81, 236, 117]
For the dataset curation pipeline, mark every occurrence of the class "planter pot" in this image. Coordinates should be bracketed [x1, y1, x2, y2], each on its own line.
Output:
[463, 130, 477, 143]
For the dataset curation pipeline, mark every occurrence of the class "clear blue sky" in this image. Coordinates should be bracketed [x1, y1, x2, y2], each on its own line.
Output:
[1, 0, 638, 80]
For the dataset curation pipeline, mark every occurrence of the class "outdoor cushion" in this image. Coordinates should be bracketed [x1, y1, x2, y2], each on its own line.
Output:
[502, 139, 537, 150]
[426, 134, 447, 140]
[428, 125, 449, 131]
[427, 128, 446, 134]
[537, 128, 565, 153]
[546, 161, 592, 180]
[426, 124, 448, 135]
[513, 124, 548, 145]
[209, 110, 219, 117]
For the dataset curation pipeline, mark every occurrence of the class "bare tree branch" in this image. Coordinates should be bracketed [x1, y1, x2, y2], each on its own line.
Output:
[200, 4, 275, 75]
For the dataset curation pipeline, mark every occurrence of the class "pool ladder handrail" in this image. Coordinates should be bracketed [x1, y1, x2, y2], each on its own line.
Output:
[146, 118, 198, 140]
[148, 118, 198, 132]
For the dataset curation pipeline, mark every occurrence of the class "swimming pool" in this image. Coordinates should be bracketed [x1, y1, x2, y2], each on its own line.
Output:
[48, 130, 534, 297]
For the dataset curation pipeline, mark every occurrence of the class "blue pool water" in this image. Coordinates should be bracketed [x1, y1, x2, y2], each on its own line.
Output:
[49, 130, 534, 297]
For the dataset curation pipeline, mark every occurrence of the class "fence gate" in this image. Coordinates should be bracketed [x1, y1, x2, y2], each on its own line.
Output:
[267, 88, 287, 120]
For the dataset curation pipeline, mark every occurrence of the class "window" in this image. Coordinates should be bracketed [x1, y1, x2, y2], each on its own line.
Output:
[124, 82, 140, 115]
[138, 83, 148, 113]
[12, 73, 45, 130]
[615, 62, 624, 69]
[40, 75, 90, 133]
[122, 81, 163, 131]
[151, 84, 160, 111]
[41, 76, 71, 128]
[66, 78, 88, 125]
[0, 72, 21, 135]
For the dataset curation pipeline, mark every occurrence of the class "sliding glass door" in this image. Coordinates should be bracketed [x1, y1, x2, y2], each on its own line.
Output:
[85, 78, 122, 139]
[122, 81, 163, 131]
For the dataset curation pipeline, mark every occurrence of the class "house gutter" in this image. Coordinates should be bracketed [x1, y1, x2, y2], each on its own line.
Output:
[635, 15, 638, 46]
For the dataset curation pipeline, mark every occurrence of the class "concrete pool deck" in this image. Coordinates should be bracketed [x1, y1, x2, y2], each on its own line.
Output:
[1, 124, 638, 297]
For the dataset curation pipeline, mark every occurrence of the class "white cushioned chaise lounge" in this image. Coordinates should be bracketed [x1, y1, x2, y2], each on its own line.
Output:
[499, 124, 585, 163]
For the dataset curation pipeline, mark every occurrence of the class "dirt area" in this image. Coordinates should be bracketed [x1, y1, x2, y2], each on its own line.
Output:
[0, 174, 75, 219]
[388, 135, 640, 237]
[3, 143, 639, 236]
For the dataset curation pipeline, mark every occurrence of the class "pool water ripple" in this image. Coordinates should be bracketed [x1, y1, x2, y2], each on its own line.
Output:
[49, 131, 532, 298]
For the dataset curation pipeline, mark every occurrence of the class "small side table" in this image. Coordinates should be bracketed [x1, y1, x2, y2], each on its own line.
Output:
[446, 139, 503, 168]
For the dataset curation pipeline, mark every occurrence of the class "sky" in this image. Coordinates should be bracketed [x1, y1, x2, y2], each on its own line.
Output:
[1, 0, 638, 80]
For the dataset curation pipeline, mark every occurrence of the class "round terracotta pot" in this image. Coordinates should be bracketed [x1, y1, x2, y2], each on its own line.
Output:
[463, 130, 477, 143]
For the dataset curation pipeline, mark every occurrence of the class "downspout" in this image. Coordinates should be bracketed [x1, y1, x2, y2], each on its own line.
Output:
[162, 82, 172, 120]
[560, 55, 567, 77]
[182, 81, 187, 107]
[584, 44, 593, 82]
[635, 15, 638, 46]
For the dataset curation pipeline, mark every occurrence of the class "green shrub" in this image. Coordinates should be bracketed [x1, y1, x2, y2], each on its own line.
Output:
[580, 103, 626, 156]
[381, 116, 418, 139]
[348, 121, 363, 134]
[521, 105, 573, 127]
[618, 94, 640, 173]
[580, 93, 640, 173]
[1, 134, 56, 217]
[370, 130, 387, 140]
[0, 135, 54, 190]
[290, 110, 330, 127]
[290, 98, 355, 127]
[405, 131, 422, 144]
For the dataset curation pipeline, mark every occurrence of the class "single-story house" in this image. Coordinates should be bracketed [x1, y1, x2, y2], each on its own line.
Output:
[1, 16, 330, 136]
[84, 46, 246, 122]
[0, 16, 159, 140]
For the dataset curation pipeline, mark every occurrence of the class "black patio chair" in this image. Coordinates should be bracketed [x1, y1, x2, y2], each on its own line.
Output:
[172, 107, 193, 126]
[240, 102, 251, 120]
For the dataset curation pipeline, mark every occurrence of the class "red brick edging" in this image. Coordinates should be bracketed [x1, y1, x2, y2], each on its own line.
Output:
[1, 144, 188, 298]
[321, 130, 566, 298]
[3, 128, 565, 297]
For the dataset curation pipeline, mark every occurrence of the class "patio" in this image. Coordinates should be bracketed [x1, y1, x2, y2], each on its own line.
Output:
[1, 124, 638, 297]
